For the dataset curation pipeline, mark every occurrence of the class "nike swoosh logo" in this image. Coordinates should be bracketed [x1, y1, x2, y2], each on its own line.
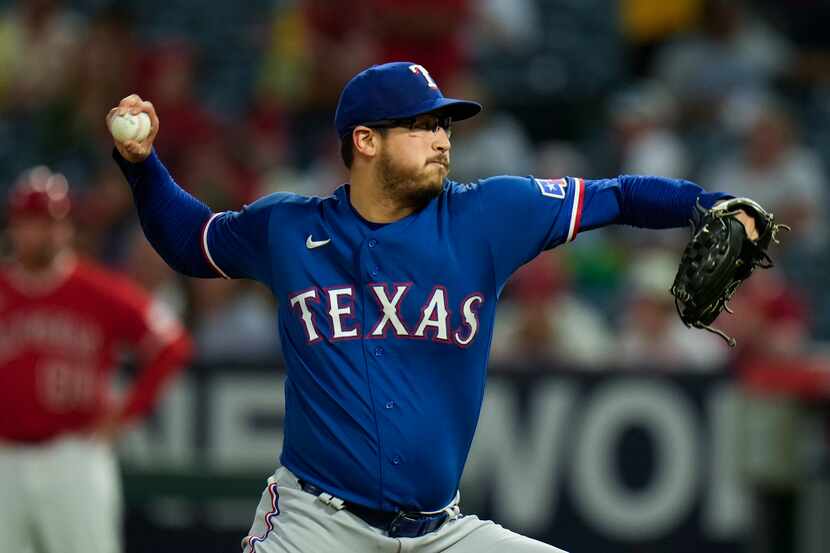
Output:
[306, 235, 331, 249]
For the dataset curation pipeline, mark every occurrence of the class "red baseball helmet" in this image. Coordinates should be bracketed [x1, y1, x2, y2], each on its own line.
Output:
[7, 166, 71, 221]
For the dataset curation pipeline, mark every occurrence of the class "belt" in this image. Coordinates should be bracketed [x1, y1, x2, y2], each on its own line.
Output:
[298, 480, 451, 538]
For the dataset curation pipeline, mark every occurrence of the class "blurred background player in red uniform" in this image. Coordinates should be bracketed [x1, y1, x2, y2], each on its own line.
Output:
[0, 166, 192, 553]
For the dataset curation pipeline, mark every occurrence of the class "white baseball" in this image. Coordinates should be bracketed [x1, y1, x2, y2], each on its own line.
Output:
[109, 112, 151, 143]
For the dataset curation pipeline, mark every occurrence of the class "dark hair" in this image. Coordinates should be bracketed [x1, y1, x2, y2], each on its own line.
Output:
[339, 127, 387, 169]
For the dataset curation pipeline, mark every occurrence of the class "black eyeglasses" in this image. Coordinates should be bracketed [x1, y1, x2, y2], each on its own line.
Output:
[364, 115, 453, 138]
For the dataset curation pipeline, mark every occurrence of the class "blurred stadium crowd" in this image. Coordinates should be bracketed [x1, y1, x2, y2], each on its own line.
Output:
[1, 0, 829, 374]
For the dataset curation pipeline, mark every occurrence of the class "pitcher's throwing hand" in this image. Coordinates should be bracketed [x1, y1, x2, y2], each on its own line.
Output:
[106, 94, 159, 163]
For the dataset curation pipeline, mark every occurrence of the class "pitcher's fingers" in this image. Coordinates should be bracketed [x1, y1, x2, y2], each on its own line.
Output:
[140, 99, 156, 116]
[120, 93, 142, 104]
[124, 140, 142, 155]
[144, 101, 159, 142]
[105, 107, 119, 127]
[130, 99, 151, 116]
[119, 94, 143, 112]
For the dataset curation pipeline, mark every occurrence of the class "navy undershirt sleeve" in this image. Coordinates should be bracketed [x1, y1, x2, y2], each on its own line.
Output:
[113, 148, 218, 278]
[580, 174, 730, 231]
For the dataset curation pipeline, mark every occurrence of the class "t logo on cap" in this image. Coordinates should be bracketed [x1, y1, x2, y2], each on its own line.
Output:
[409, 64, 438, 89]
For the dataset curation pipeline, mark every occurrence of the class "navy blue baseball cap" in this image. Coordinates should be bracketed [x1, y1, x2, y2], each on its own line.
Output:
[335, 62, 482, 138]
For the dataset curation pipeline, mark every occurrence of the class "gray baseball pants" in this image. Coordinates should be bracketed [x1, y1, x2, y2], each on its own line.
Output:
[242, 466, 568, 553]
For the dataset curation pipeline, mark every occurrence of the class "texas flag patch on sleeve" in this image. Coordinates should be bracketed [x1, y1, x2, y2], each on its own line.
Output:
[536, 178, 567, 199]
[535, 176, 586, 242]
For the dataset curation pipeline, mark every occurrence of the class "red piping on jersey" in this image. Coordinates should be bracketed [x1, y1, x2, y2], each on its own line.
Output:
[572, 177, 585, 239]
[566, 177, 585, 242]
[246, 482, 281, 552]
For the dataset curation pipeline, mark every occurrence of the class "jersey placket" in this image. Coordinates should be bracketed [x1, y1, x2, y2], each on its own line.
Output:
[357, 233, 402, 509]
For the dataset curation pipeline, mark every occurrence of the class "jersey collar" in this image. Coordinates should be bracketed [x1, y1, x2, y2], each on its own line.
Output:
[334, 183, 440, 237]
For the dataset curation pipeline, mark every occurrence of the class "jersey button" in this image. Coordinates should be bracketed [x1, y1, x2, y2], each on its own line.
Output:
[392, 456, 401, 465]
[374, 346, 384, 357]
[370, 267, 379, 277]
[385, 401, 395, 409]
[368, 239, 377, 248]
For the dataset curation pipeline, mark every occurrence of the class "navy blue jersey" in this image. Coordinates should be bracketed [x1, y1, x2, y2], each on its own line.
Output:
[197, 174, 711, 512]
[202, 177, 588, 512]
[115, 151, 728, 512]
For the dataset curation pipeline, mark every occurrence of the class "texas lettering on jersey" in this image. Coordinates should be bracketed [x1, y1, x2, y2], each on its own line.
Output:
[289, 284, 485, 347]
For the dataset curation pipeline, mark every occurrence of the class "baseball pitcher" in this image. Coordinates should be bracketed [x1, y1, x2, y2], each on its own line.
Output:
[107, 61, 777, 552]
